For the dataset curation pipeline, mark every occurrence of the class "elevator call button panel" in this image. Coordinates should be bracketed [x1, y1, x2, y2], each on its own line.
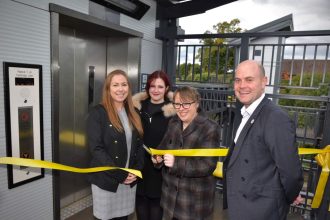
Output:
[7, 65, 42, 182]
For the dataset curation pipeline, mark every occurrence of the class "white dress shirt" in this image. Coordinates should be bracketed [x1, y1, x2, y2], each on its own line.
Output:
[234, 93, 265, 143]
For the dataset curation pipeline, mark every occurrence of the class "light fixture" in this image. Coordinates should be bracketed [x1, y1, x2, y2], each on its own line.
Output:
[91, 0, 150, 20]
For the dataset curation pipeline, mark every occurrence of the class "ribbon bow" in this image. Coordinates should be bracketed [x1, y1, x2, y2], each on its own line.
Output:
[311, 145, 330, 209]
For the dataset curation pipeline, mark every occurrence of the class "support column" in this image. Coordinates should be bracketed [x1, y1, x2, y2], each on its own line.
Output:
[156, 18, 183, 85]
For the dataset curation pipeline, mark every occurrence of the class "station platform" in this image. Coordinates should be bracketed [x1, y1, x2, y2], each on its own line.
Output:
[67, 192, 305, 220]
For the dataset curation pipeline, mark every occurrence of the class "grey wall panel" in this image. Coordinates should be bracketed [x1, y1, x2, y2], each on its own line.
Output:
[120, 0, 161, 44]
[120, 0, 163, 77]
[0, 0, 53, 219]
[140, 39, 163, 74]
[14, 0, 89, 13]
[89, 0, 120, 24]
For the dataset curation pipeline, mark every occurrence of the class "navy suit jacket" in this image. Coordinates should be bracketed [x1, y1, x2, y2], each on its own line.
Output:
[223, 97, 303, 220]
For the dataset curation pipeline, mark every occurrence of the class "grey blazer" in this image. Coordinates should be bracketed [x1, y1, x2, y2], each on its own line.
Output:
[224, 97, 303, 220]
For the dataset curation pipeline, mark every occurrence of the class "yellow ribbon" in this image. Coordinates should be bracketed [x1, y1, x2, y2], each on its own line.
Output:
[150, 147, 330, 157]
[213, 161, 223, 178]
[150, 148, 229, 157]
[150, 146, 330, 209]
[0, 157, 142, 178]
[311, 145, 330, 209]
[1, 146, 329, 209]
[149, 148, 228, 178]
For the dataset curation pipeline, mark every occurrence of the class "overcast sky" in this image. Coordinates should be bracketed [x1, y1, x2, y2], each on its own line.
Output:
[179, 0, 330, 34]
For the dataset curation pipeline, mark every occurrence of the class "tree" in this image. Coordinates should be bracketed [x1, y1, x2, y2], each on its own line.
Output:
[201, 19, 243, 45]
[177, 63, 201, 81]
[196, 19, 244, 83]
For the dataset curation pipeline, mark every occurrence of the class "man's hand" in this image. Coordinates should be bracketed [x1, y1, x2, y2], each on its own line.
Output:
[292, 194, 303, 205]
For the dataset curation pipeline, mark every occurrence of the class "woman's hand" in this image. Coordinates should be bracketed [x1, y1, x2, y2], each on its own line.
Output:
[163, 154, 175, 167]
[151, 155, 163, 164]
[123, 173, 137, 184]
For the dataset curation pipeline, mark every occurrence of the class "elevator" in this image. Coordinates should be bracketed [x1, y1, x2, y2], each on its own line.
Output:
[50, 4, 143, 219]
[58, 26, 107, 208]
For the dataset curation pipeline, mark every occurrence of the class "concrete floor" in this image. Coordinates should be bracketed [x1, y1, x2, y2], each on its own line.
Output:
[67, 192, 305, 220]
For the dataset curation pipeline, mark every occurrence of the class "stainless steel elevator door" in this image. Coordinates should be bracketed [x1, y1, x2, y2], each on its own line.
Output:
[59, 27, 106, 208]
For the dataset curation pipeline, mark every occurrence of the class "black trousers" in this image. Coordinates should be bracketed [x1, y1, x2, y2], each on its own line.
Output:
[136, 195, 163, 220]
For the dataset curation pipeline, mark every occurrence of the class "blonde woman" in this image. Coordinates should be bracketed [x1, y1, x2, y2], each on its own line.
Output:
[87, 69, 144, 220]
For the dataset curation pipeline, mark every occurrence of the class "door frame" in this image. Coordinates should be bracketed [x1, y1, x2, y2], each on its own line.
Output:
[50, 4, 142, 219]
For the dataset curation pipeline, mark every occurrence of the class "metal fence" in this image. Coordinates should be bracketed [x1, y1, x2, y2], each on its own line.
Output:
[169, 30, 330, 219]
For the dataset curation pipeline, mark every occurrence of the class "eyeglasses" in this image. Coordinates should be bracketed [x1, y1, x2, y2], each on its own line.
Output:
[172, 102, 195, 109]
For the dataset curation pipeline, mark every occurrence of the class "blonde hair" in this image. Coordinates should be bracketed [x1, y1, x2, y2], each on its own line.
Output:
[101, 69, 143, 136]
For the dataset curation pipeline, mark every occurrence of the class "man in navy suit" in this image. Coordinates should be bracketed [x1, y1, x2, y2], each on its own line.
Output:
[223, 60, 303, 220]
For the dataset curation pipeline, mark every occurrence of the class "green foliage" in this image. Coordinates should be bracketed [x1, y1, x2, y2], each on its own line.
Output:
[177, 63, 201, 81]
[196, 46, 236, 76]
[200, 19, 243, 45]
[194, 19, 243, 81]
[177, 19, 243, 83]
[279, 72, 329, 130]
[177, 63, 234, 83]
[279, 72, 329, 108]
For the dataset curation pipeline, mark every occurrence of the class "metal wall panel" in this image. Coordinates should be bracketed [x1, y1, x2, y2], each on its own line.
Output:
[107, 37, 141, 93]
[107, 38, 130, 73]
[58, 27, 107, 208]
[120, 0, 163, 74]
[0, 0, 53, 219]
[13, 0, 89, 13]
[140, 40, 163, 74]
[120, 0, 160, 43]
[128, 37, 142, 93]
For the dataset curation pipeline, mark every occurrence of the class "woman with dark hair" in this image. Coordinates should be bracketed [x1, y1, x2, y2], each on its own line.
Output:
[133, 70, 176, 220]
[87, 69, 144, 220]
[154, 86, 220, 220]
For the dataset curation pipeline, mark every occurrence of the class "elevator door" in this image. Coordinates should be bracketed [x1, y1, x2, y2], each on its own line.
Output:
[59, 26, 106, 208]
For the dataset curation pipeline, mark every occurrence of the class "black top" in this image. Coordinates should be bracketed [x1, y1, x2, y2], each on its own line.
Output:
[147, 101, 164, 115]
[137, 98, 172, 198]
